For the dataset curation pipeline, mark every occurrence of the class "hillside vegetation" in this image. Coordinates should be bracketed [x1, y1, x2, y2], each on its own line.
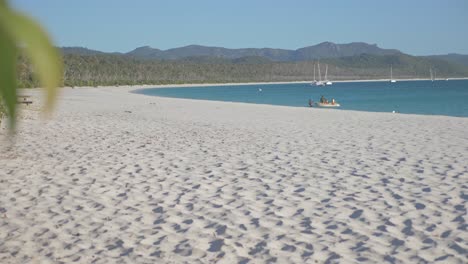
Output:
[17, 51, 468, 88]
[69, 42, 402, 61]
[427, 54, 468, 67]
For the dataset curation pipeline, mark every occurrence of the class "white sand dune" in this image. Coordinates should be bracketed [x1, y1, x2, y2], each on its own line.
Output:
[1, 86, 467, 263]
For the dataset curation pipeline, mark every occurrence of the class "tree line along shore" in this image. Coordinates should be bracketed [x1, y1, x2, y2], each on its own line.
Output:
[15, 52, 468, 88]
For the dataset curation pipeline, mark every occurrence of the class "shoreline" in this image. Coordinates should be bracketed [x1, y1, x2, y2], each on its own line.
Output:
[45, 76, 468, 91]
[21, 77, 468, 119]
[125, 79, 467, 119]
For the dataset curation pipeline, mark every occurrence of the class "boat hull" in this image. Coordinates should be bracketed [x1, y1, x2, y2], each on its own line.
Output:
[311, 81, 325, 86]
[315, 103, 340, 107]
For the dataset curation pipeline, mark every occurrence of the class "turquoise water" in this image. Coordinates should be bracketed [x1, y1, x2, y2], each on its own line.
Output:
[134, 80, 468, 117]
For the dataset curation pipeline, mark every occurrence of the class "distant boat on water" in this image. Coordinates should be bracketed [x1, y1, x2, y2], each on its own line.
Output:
[315, 102, 340, 107]
[430, 67, 434, 82]
[311, 62, 325, 86]
[390, 66, 397, 83]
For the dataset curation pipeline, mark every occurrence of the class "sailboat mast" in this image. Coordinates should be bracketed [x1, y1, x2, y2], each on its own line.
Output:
[325, 64, 328, 81]
[313, 63, 316, 81]
[318, 62, 322, 82]
[430, 68, 433, 81]
[389, 65, 397, 83]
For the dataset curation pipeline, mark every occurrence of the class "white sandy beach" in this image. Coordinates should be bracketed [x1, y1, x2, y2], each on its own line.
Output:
[1, 85, 467, 263]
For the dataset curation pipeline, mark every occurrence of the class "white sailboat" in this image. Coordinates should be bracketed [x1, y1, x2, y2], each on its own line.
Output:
[315, 61, 325, 86]
[390, 66, 397, 83]
[430, 67, 434, 82]
[325, 64, 333, 85]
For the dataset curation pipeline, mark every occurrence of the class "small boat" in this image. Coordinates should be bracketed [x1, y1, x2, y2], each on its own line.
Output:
[315, 102, 340, 107]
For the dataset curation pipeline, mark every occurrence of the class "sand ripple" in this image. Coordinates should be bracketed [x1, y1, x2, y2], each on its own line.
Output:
[1, 87, 467, 263]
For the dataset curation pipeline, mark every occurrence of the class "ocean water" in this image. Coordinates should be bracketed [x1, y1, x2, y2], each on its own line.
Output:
[134, 79, 468, 117]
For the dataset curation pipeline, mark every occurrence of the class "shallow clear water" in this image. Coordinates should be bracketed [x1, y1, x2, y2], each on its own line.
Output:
[134, 80, 468, 117]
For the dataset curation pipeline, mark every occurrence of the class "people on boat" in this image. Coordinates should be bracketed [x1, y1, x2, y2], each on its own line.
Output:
[320, 95, 327, 104]
[316, 96, 339, 107]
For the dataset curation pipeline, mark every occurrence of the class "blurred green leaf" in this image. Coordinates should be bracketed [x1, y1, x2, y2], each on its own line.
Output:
[0, 0, 62, 128]
[0, 24, 17, 128]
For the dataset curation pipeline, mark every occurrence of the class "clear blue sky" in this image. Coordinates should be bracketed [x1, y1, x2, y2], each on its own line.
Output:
[10, 0, 468, 55]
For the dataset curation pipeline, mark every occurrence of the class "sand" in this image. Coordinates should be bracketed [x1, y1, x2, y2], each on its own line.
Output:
[0, 85, 467, 263]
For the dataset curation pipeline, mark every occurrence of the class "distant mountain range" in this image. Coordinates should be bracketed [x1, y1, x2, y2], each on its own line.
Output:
[60, 42, 468, 67]
[17, 42, 468, 88]
[62, 42, 402, 61]
[61, 47, 106, 56]
[124, 42, 403, 61]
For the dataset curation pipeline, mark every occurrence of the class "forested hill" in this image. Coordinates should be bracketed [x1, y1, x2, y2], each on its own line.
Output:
[427, 54, 468, 67]
[63, 42, 402, 61]
[17, 51, 468, 88]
